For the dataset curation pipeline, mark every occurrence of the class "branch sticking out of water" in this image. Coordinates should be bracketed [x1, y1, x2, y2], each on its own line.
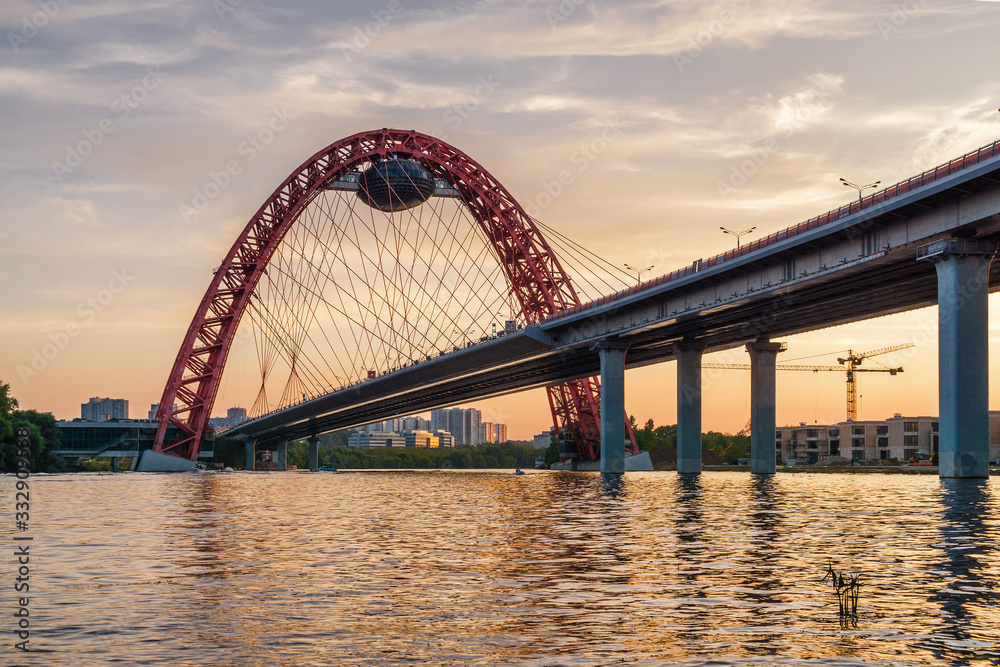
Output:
[822, 562, 862, 617]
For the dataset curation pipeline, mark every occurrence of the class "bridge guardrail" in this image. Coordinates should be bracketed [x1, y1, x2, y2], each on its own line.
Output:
[545, 138, 1000, 323]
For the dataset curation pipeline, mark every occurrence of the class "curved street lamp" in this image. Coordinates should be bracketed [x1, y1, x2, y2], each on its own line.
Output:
[624, 263, 654, 284]
[839, 177, 881, 204]
[720, 226, 756, 248]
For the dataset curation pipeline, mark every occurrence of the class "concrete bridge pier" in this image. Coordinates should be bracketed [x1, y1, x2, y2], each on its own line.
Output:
[920, 240, 996, 478]
[746, 339, 785, 474]
[245, 440, 255, 471]
[276, 441, 288, 471]
[594, 340, 629, 474]
[308, 435, 319, 470]
[675, 341, 705, 474]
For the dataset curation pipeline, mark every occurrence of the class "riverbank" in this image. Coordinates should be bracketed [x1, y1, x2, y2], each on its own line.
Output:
[653, 464, 1000, 475]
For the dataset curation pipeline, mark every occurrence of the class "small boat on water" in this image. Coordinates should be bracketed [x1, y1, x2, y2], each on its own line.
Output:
[513, 468, 525, 475]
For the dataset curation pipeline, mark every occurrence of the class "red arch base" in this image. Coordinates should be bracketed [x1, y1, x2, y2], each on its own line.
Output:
[153, 129, 638, 462]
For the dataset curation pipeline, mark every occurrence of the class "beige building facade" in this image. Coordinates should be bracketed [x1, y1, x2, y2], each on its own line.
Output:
[777, 412, 1000, 464]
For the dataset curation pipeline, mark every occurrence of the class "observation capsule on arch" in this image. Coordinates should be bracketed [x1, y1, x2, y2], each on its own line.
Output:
[356, 157, 436, 212]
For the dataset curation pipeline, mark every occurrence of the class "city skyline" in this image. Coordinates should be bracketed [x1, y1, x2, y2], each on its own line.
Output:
[3, 1, 1000, 439]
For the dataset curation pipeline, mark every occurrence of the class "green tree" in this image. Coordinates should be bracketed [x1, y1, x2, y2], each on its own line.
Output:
[15, 410, 63, 471]
[654, 424, 677, 448]
[211, 435, 245, 468]
[0, 383, 64, 473]
[543, 433, 560, 466]
[0, 382, 18, 471]
[638, 418, 657, 450]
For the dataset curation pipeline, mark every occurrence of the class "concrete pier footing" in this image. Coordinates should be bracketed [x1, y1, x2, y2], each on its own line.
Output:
[920, 240, 996, 478]
[308, 436, 319, 470]
[594, 340, 629, 474]
[675, 341, 705, 474]
[746, 339, 785, 475]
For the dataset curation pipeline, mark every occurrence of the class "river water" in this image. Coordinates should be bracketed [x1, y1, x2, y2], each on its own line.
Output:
[2, 471, 998, 666]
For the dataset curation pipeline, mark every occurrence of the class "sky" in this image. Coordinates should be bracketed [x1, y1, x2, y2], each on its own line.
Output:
[2, 0, 1000, 439]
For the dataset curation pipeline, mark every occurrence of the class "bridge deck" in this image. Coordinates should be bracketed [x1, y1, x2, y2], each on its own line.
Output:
[227, 139, 1000, 444]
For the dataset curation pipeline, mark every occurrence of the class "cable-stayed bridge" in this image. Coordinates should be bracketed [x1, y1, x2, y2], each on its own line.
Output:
[138, 130, 1000, 478]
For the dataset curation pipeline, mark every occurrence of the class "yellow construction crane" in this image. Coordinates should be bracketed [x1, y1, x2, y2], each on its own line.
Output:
[703, 343, 914, 421]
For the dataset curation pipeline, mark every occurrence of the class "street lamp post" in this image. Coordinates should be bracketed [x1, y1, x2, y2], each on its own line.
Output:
[839, 177, 881, 204]
[624, 263, 654, 285]
[720, 226, 756, 248]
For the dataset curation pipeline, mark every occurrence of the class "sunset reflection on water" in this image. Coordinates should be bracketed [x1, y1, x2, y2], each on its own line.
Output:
[8, 471, 999, 666]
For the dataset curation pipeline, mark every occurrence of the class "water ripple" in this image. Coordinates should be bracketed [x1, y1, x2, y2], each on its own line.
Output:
[1, 471, 998, 666]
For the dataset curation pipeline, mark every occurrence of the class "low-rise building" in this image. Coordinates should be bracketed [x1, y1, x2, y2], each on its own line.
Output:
[434, 430, 454, 448]
[532, 428, 554, 450]
[776, 412, 959, 464]
[348, 430, 406, 448]
[55, 419, 212, 464]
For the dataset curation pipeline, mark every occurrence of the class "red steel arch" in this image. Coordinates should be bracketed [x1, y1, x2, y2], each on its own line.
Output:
[153, 128, 637, 461]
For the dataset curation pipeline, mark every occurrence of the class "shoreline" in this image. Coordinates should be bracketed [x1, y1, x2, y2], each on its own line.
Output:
[689, 464, 1000, 475]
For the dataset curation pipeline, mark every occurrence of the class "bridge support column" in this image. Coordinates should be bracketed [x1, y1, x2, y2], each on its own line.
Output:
[245, 440, 255, 471]
[746, 339, 785, 475]
[920, 240, 996, 478]
[675, 341, 704, 474]
[276, 441, 288, 471]
[308, 436, 319, 470]
[594, 340, 629, 474]
[110, 456, 118, 472]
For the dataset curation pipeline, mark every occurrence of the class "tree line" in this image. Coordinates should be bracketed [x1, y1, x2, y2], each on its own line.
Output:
[628, 416, 751, 464]
[0, 381, 64, 473]
[0, 381, 754, 473]
[212, 435, 543, 470]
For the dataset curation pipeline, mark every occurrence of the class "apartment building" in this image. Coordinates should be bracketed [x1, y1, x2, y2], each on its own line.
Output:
[776, 413, 945, 464]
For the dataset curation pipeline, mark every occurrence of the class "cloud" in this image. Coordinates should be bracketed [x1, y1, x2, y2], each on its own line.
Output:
[3, 0, 1000, 426]
[34, 196, 101, 227]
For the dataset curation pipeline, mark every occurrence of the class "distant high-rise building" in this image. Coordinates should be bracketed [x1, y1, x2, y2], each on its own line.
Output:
[401, 416, 430, 431]
[208, 417, 230, 430]
[82, 397, 128, 422]
[148, 402, 178, 420]
[227, 407, 247, 427]
[480, 422, 508, 444]
[431, 407, 482, 445]
[481, 422, 492, 443]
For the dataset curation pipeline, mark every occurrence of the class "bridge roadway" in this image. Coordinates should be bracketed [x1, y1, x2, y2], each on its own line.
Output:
[227, 140, 1000, 478]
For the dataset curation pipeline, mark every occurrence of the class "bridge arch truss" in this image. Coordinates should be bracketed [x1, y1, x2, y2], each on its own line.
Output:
[154, 129, 637, 461]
